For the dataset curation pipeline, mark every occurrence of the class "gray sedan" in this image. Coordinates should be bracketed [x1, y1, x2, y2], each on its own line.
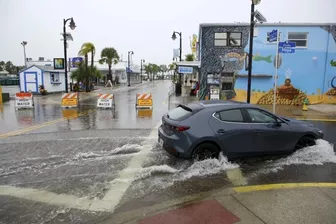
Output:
[158, 100, 324, 160]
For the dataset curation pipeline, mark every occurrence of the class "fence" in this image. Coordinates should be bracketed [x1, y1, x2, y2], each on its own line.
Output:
[0, 78, 19, 86]
[168, 82, 175, 110]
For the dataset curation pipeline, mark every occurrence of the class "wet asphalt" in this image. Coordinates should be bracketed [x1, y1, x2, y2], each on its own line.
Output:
[0, 81, 335, 224]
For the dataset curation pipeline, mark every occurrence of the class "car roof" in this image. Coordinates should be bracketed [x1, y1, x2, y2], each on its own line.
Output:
[191, 100, 260, 110]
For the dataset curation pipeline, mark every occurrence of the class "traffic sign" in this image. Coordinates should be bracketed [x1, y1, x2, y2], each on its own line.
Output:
[126, 67, 133, 73]
[269, 29, 278, 42]
[178, 66, 193, 74]
[70, 57, 83, 68]
[278, 41, 296, 54]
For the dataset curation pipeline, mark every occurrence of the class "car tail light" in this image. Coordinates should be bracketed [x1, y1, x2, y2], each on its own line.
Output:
[174, 126, 190, 132]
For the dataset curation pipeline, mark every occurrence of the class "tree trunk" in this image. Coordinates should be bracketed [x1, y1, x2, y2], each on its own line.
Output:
[85, 54, 89, 92]
[107, 64, 112, 81]
[86, 51, 94, 92]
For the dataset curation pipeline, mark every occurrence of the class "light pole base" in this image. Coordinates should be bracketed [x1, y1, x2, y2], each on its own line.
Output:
[175, 83, 182, 96]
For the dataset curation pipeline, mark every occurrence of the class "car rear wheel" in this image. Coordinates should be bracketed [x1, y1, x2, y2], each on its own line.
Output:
[191, 143, 220, 161]
[295, 136, 316, 150]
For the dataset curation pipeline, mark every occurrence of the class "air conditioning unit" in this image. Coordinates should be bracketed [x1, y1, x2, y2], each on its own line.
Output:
[38, 57, 44, 61]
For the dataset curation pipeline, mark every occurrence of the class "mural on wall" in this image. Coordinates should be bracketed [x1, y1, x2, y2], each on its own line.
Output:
[199, 26, 250, 100]
[218, 52, 247, 99]
[253, 53, 273, 63]
[232, 26, 336, 105]
[200, 25, 336, 104]
[258, 69, 308, 105]
[326, 59, 336, 96]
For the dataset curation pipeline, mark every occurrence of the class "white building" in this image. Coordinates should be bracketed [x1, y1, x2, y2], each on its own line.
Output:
[26, 57, 142, 86]
[18, 65, 65, 93]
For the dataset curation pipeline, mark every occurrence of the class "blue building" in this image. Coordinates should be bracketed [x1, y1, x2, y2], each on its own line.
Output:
[197, 23, 336, 105]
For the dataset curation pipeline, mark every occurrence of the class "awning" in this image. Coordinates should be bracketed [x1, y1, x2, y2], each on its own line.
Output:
[175, 61, 201, 68]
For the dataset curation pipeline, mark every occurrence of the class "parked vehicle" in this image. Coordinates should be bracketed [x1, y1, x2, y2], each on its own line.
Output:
[158, 100, 324, 160]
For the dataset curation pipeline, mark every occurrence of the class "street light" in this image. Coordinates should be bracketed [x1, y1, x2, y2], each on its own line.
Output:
[171, 31, 182, 95]
[21, 41, 28, 68]
[127, 51, 134, 86]
[140, 59, 145, 83]
[63, 17, 76, 93]
[246, 0, 265, 103]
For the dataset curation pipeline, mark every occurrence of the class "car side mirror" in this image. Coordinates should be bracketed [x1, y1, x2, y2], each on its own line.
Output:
[275, 119, 282, 126]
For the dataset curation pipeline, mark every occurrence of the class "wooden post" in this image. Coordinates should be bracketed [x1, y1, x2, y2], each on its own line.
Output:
[0, 85, 3, 104]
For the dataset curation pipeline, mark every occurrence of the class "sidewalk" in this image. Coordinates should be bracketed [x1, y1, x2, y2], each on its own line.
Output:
[102, 184, 336, 224]
[260, 104, 336, 121]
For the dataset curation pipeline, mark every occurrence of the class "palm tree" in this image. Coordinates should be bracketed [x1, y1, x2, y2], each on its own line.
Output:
[152, 64, 161, 80]
[185, 54, 195, 61]
[168, 63, 175, 72]
[160, 64, 168, 79]
[70, 64, 102, 90]
[144, 64, 152, 80]
[78, 42, 96, 92]
[168, 63, 176, 81]
[98, 47, 120, 84]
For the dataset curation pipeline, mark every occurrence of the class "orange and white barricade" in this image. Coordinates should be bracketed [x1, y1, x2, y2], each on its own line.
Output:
[15, 92, 34, 110]
[61, 92, 79, 108]
[135, 93, 153, 109]
[97, 93, 115, 109]
[137, 108, 153, 118]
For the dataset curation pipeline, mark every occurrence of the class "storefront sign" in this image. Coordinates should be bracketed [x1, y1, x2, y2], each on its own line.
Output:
[70, 57, 83, 68]
[54, 58, 65, 70]
[178, 66, 193, 74]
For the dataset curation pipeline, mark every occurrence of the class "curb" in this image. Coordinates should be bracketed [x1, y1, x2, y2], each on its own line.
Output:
[100, 183, 336, 224]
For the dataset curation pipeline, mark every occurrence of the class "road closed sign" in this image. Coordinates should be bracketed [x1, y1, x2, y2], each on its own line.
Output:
[61, 93, 79, 108]
[97, 93, 115, 109]
[136, 93, 153, 108]
[15, 92, 34, 109]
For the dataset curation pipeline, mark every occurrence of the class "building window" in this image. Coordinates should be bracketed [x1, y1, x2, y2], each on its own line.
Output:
[288, 32, 308, 48]
[214, 32, 242, 47]
[214, 32, 227, 46]
[50, 72, 60, 84]
[266, 32, 282, 43]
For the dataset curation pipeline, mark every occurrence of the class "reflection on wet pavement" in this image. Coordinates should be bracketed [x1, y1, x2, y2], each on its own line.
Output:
[0, 81, 169, 134]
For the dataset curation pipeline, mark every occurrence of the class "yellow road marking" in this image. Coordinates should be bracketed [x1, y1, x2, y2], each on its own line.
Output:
[296, 118, 336, 122]
[0, 109, 95, 139]
[233, 182, 336, 193]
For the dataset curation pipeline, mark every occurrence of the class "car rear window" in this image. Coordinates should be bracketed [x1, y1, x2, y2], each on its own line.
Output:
[167, 106, 192, 120]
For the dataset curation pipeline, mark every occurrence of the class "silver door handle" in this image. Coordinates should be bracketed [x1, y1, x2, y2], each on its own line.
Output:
[217, 129, 226, 134]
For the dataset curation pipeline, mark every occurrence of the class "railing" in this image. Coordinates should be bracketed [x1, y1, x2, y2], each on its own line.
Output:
[168, 82, 175, 96]
[168, 82, 175, 110]
[0, 78, 19, 86]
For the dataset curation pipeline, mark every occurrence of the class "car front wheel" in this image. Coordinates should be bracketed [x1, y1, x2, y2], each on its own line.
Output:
[191, 143, 220, 161]
[295, 136, 316, 150]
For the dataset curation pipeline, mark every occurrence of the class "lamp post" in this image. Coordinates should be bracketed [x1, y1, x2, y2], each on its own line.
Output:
[127, 51, 134, 87]
[172, 31, 182, 95]
[63, 17, 76, 93]
[21, 41, 28, 68]
[140, 59, 145, 83]
[246, 0, 262, 103]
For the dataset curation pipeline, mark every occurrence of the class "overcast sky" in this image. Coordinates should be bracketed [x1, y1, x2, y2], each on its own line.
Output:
[0, 0, 335, 66]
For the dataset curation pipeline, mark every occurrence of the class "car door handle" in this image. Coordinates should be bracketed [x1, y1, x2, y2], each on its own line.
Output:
[217, 129, 226, 134]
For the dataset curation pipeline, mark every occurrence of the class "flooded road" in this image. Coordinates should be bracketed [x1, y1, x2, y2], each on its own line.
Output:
[0, 81, 335, 223]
